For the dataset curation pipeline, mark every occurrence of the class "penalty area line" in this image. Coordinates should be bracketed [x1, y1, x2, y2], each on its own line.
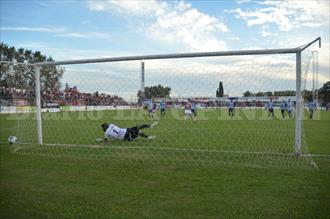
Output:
[12, 146, 21, 153]
[33, 143, 330, 158]
[5, 142, 330, 158]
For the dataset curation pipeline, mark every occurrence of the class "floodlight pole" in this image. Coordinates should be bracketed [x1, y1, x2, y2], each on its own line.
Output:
[35, 65, 43, 144]
[141, 60, 145, 96]
[295, 52, 302, 156]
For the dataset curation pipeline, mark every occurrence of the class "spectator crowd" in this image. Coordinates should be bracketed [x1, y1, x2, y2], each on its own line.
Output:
[0, 86, 127, 106]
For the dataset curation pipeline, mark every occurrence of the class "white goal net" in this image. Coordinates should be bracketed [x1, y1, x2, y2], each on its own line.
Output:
[0, 38, 321, 169]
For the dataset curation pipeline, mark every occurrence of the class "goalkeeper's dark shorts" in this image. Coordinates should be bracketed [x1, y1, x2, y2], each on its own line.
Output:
[124, 126, 140, 141]
[123, 124, 150, 141]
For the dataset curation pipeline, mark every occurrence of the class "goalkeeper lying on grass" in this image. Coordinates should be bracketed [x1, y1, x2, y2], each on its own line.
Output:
[99, 122, 158, 142]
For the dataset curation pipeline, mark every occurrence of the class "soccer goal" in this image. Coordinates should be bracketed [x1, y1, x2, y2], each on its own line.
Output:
[1, 37, 321, 169]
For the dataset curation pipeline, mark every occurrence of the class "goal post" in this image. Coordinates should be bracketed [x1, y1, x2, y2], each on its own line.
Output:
[34, 65, 43, 145]
[295, 51, 302, 156]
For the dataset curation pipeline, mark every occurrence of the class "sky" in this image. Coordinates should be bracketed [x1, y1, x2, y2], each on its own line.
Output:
[0, 0, 329, 100]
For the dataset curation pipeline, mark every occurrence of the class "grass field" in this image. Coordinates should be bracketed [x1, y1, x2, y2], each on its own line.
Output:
[1, 108, 329, 218]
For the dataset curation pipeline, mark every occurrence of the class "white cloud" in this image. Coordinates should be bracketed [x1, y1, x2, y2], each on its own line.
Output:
[260, 29, 278, 37]
[232, 0, 330, 31]
[228, 36, 240, 41]
[236, 0, 252, 4]
[86, 0, 160, 15]
[55, 32, 111, 39]
[86, 0, 229, 52]
[1, 26, 111, 40]
[18, 42, 49, 49]
[0, 26, 65, 33]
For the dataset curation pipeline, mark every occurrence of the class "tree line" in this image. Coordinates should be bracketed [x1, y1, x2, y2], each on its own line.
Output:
[137, 84, 171, 102]
[242, 81, 330, 104]
[0, 42, 64, 96]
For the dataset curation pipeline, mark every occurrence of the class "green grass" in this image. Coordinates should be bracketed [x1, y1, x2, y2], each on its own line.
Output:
[1, 109, 329, 218]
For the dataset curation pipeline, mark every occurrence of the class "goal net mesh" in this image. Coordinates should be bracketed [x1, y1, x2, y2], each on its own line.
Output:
[1, 46, 319, 169]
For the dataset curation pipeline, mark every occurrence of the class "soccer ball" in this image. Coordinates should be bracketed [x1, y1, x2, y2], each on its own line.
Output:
[8, 136, 17, 144]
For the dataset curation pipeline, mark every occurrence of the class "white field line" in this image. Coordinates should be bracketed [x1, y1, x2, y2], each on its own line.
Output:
[2, 142, 328, 158]
[12, 146, 21, 153]
[0, 127, 18, 130]
[1, 141, 329, 158]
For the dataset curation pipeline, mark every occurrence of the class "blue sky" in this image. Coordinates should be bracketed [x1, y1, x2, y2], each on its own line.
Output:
[1, 0, 329, 99]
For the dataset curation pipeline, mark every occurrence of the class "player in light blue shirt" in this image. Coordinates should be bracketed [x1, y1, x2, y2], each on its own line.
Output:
[159, 100, 166, 117]
[280, 99, 287, 119]
[228, 99, 234, 118]
[308, 101, 317, 119]
[267, 100, 274, 118]
[191, 101, 197, 117]
[287, 99, 293, 118]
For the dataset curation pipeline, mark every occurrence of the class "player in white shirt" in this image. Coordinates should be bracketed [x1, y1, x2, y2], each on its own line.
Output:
[184, 101, 196, 122]
[101, 122, 158, 142]
[147, 100, 155, 118]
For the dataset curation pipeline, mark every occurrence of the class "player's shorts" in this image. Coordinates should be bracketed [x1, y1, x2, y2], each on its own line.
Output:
[268, 108, 274, 113]
[124, 126, 140, 141]
[281, 109, 285, 113]
[161, 108, 165, 112]
[185, 109, 192, 115]
[148, 109, 153, 113]
[228, 108, 233, 112]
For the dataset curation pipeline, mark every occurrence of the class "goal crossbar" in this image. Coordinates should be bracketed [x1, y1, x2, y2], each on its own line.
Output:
[35, 37, 321, 67]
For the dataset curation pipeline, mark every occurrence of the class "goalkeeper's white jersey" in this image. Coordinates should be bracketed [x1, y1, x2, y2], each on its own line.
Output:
[105, 124, 127, 140]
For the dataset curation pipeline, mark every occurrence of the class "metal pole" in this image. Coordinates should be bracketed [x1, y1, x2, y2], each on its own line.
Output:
[295, 52, 302, 156]
[315, 51, 319, 106]
[139, 60, 145, 105]
[36, 48, 300, 66]
[141, 61, 145, 94]
[35, 65, 43, 144]
[312, 52, 316, 103]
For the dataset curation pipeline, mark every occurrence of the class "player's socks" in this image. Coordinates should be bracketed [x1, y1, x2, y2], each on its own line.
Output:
[147, 136, 156, 140]
[139, 124, 151, 129]
[139, 132, 148, 138]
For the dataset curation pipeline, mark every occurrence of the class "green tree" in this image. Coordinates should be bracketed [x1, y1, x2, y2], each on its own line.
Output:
[255, 92, 264, 97]
[243, 91, 252, 97]
[265, 91, 273, 97]
[274, 90, 295, 96]
[216, 81, 224, 97]
[0, 42, 64, 96]
[318, 81, 330, 104]
[138, 84, 171, 101]
[303, 90, 313, 102]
